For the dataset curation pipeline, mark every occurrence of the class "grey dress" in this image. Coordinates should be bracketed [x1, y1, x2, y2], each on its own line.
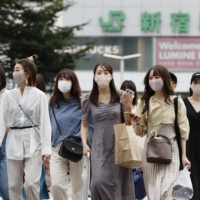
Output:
[81, 94, 135, 200]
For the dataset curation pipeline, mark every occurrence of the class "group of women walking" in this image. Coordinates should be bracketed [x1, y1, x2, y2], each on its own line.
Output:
[0, 54, 200, 200]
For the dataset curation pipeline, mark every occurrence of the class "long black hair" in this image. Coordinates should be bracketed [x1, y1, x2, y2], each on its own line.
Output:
[141, 65, 174, 114]
[89, 63, 120, 106]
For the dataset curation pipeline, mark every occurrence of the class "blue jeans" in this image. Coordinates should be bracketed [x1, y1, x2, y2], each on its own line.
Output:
[0, 136, 10, 200]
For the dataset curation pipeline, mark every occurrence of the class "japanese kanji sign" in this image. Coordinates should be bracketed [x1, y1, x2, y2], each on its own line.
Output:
[141, 11, 190, 33]
[171, 12, 189, 32]
[99, 10, 197, 34]
[141, 12, 161, 32]
[155, 37, 200, 69]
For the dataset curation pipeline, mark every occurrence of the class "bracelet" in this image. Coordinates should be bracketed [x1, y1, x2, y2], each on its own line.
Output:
[135, 123, 140, 125]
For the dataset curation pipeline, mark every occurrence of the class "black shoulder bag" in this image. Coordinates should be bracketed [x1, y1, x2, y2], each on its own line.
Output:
[51, 106, 83, 162]
[174, 97, 183, 169]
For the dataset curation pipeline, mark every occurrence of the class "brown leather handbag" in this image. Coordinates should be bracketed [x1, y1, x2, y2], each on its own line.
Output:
[146, 130, 172, 164]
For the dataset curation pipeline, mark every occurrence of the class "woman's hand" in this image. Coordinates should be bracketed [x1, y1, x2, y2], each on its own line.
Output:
[83, 144, 91, 156]
[129, 113, 141, 125]
[5, 128, 10, 135]
[120, 93, 132, 108]
[42, 155, 51, 168]
[182, 156, 191, 170]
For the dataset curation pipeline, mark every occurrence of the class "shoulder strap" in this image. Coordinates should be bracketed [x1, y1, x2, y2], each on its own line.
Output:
[16, 101, 39, 135]
[51, 105, 63, 138]
[174, 96, 183, 169]
[174, 97, 178, 125]
[17, 103, 36, 126]
[120, 103, 125, 123]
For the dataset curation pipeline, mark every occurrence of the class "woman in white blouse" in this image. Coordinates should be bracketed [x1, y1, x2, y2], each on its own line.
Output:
[0, 55, 51, 200]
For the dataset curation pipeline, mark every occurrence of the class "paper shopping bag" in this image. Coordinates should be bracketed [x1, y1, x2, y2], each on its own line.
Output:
[114, 123, 146, 168]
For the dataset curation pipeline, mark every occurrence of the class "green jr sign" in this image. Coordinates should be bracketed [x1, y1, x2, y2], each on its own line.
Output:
[99, 10, 193, 33]
[99, 11, 125, 32]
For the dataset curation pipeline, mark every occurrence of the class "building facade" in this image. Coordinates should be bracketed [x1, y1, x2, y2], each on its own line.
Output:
[60, 0, 200, 93]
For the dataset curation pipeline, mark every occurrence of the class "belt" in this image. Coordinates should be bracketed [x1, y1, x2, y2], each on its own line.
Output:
[10, 126, 39, 130]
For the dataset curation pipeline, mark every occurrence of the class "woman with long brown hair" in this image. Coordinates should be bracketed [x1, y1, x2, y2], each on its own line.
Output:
[0, 55, 51, 200]
[81, 63, 135, 199]
[49, 69, 93, 200]
[131, 65, 190, 200]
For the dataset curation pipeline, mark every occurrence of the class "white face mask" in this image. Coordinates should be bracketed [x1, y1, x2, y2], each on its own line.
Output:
[95, 75, 111, 88]
[191, 84, 200, 95]
[13, 72, 26, 84]
[58, 81, 72, 93]
[149, 79, 164, 92]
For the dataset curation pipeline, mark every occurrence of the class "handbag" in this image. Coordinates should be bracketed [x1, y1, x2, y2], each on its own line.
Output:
[114, 103, 146, 168]
[132, 168, 146, 199]
[146, 129, 172, 164]
[51, 106, 83, 162]
[114, 123, 145, 168]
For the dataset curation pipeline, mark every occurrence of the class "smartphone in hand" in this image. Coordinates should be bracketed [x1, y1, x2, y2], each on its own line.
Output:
[126, 89, 135, 99]
[124, 111, 140, 119]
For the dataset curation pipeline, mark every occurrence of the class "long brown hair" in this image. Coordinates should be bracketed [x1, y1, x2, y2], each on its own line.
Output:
[17, 54, 38, 86]
[0, 65, 6, 91]
[89, 63, 120, 106]
[36, 74, 46, 93]
[141, 65, 174, 114]
[120, 80, 138, 106]
[50, 69, 81, 108]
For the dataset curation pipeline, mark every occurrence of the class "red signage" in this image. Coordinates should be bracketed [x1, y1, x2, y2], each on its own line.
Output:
[155, 37, 200, 69]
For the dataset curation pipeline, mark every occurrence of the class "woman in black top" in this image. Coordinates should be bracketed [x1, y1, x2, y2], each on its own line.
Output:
[183, 72, 200, 200]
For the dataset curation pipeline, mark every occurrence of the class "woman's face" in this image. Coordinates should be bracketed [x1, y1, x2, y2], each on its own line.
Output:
[94, 65, 112, 88]
[149, 70, 164, 92]
[94, 65, 111, 77]
[191, 77, 200, 95]
[58, 75, 72, 83]
[13, 64, 29, 84]
[149, 70, 162, 81]
[57, 75, 72, 94]
[14, 64, 24, 73]
[191, 77, 200, 85]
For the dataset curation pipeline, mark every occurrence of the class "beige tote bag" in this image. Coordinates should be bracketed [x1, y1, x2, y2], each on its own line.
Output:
[114, 123, 146, 168]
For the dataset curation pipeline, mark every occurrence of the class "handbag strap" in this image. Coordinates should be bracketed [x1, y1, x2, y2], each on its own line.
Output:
[120, 103, 125, 123]
[174, 97, 183, 169]
[51, 105, 63, 139]
[14, 89, 39, 133]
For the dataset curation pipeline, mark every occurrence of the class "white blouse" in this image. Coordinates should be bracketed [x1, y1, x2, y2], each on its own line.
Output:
[0, 87, 52, 160]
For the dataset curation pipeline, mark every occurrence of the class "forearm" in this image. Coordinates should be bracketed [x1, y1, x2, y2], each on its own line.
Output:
[81, 121, 88, 145]
[181, 139, 187, 158]
[124, 105, 132, 125]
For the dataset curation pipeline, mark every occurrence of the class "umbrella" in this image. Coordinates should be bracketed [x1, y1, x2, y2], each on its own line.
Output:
[82, 152, 90, 200]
